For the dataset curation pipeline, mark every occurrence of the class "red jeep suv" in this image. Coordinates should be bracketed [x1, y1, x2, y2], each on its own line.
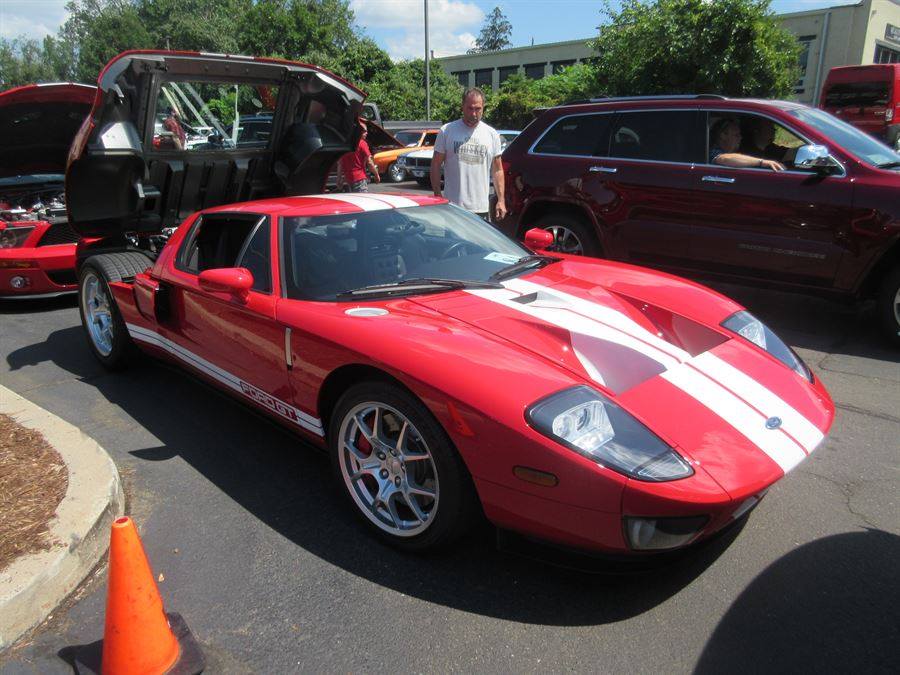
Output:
[497, 95, 900, 343]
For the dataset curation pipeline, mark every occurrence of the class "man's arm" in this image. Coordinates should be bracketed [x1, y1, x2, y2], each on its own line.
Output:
[491, 155, 506, 220]
[431, 152, 445, 196]
[367, 155, 380, 183]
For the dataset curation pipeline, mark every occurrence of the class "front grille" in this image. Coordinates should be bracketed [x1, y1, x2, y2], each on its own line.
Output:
[408, 158, 432, 168]
[38, 221, 80, 246]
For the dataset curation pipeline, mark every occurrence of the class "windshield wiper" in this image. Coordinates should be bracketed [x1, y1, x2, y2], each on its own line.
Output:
[489, 254, 559, 281]
[876, 161, 900, 169]
[336, 277, 502, 299]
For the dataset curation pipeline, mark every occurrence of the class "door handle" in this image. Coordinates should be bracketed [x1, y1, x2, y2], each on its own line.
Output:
[702, 175, 736, 184]
[589, 166, 618, 173]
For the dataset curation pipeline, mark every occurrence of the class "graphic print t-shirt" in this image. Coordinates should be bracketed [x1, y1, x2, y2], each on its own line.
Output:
[434, 120, 502, 212]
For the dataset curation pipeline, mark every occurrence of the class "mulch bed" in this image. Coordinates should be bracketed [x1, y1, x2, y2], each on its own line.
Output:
[0, 413, 68, 572]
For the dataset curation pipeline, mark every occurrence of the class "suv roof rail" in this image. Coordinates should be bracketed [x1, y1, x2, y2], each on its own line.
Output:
[562, 94, 728, 105]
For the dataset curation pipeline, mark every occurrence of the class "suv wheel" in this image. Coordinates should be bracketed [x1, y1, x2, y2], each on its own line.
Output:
[534, 213, 601, 257]
[877, 265, 900, 346]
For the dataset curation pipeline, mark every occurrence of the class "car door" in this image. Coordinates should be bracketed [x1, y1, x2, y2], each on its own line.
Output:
[597, 108, 704, 266]
[156, 212, 295, 412]
[687, 110, 852, 288]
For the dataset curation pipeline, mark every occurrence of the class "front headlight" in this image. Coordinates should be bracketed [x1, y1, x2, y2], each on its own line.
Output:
[722, 310, 811, 382]
[0, 226, 35, 249]
[526, 386, 693, 482]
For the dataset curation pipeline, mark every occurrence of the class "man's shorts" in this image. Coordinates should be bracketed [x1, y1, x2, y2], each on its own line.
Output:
[350, 179, 368, 192]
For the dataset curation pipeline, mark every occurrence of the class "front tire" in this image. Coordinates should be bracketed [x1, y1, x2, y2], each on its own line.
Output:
[78, 252, 150, 370]
[329, 382, 476, 551]
[877, 265, 900, 346]
[387, 161, 406, 183]
[533, 212, 601, 257]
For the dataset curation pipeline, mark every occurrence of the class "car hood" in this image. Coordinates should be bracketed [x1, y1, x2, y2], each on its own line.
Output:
[0, 83, 96, 179]
[364, 119, 403, 151]
[404, 148, 434, 160]
[415, 258, 834, 494]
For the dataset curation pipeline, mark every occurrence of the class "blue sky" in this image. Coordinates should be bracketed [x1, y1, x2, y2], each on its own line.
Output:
[2, 0, 858, 59]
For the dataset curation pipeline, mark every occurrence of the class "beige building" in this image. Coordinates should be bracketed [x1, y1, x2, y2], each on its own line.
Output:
[436, 0, 900, 105]
[781, 0, 900, 104]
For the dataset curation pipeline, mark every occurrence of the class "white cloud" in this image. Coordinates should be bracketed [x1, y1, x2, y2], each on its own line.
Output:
[0, 0, 69, 40]
[352, 0, 483, 59]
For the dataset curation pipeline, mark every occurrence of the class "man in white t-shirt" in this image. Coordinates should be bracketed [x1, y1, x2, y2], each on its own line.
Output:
[431, 88, 506, 222]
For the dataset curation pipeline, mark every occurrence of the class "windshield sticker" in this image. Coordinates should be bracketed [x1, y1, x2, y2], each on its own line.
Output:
[484, 252, 520, 265]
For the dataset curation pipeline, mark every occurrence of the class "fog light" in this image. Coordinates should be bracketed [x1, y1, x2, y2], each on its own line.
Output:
[10, 275, 30, 289]
[624, 515, 709, 551]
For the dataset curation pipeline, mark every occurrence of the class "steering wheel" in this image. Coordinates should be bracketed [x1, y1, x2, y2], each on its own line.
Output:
[439, 241, 469, 259]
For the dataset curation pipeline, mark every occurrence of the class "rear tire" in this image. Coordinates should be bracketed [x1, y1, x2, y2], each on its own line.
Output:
[532, 212, 601, 257]
[78, 252, 151, 370]
[877, 265, 900, 347]
[329, 381, 477, 552]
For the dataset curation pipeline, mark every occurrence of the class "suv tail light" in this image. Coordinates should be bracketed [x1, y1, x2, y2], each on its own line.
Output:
[886, 108, 893, 122]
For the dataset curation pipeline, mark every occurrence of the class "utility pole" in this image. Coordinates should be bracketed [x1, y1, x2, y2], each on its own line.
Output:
[425, 0, 431, 120]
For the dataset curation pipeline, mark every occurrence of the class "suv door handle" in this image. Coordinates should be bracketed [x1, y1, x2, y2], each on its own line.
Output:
[589, 166, 618, 173]
[702, 175, 736, 184]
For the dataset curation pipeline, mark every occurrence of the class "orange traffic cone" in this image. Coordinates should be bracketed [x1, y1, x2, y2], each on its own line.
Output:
[75, 516, 204, 674]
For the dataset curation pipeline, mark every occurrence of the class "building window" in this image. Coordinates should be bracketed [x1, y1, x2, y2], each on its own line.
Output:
[524, 62, 546, 80]
[874, 43, 900, 64]
[452, 71, 470, 87]
[551, 59, 576, 74]
[498, 65, 518, 85]
[474, 68, 493, 88]
[795, 35, 816, 94]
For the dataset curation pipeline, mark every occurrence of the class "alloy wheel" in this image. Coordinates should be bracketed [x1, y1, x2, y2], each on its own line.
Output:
[338, 402, 439, 537]
[544, 225, 584, 254]
[82, 271, 114, 357]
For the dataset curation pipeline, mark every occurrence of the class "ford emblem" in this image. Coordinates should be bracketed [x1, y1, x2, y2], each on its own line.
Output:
[766, 416, 783, 430]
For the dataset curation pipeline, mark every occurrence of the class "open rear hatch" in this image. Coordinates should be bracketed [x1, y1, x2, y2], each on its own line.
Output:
[66, 51, 366, 240]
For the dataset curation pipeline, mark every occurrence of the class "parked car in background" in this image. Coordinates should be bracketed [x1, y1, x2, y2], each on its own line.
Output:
[820, 64, 900, 150]
[372, 128, 439, 182]
[497, 95, 900, 343]
[0, 82, 95, 297]
[398, 129, 520, 186]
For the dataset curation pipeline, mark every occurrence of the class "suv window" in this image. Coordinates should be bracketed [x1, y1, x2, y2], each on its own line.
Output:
[532, 114, 612, 157]
[179, 214, 271, 293]
[706, 112, 806, 168]
[609, 110, 700, 163]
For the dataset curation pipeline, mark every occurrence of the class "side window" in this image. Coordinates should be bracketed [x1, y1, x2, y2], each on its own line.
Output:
[236, 219, 272, 293]
[532, 114, 612, 157]
[707, 112, 807, 168]
[609, 110, 701, 163]
[178, 215, 270, 293]
[423, 132, 438, 146]
[152, 81, 278, 152]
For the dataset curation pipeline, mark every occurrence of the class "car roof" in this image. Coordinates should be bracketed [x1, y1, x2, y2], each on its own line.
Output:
[549, 96, 808, 115]
[201, 193, 446, 217]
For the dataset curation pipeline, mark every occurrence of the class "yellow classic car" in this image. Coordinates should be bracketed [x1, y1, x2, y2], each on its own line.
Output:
[372, 128, 439, 182]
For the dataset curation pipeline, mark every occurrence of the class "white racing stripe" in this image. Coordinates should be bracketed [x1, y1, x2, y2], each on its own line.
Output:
[690, 352, 825, 453]
[360, 193, 421, 208]
[312, 193, 394, 211]
[126, 323, 324, 436]
[466, 286, 682, 371]
[662, 362, 808, 473]
[504, 278, 691, 363]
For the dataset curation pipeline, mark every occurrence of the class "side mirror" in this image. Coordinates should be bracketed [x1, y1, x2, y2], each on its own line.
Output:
[794, 144, 837, 173]
[524, 227, 554, 251]
[198, 267, 253, 302]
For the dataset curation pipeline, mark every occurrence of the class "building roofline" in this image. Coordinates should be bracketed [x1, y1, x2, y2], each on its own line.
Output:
[777, 0, 863, 19]
[435, 37, 595, 62]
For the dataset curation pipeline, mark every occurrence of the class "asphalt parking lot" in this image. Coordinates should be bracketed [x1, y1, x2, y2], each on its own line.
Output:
[1, 181, 898, 673]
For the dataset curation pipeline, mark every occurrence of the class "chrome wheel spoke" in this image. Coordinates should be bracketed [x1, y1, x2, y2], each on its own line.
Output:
[401, 489, 427, 523]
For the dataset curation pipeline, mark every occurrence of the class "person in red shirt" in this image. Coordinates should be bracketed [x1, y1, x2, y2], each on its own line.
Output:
[160, 107, 186, 150]
[337, 124, 380, 192]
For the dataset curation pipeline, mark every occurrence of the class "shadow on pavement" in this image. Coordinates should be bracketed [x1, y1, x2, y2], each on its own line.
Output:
[0, 294, 77, 315]
[7, 326, 747, 627]
[695, 529, 900, 673]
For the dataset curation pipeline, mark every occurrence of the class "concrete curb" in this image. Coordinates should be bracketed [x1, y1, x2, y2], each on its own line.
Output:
[0, 384, 124, 651]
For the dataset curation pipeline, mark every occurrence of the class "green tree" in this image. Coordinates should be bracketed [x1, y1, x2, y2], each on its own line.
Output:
[490, 62, 598, 129]
[468, 6, 512, 54]
[365, 59, 462, 122]
[591, 0, 802, 97]
[236, 0, 357, 61]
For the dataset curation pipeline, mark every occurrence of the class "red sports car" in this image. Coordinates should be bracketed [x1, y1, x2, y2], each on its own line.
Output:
[0, 82, 95, 297]
[70, 52, 834, 556]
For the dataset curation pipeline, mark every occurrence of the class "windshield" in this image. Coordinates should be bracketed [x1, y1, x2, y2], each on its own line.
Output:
[789, 108, 900, 168]
[394, 131, 421, 147]
[282, 204, 532, 301]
